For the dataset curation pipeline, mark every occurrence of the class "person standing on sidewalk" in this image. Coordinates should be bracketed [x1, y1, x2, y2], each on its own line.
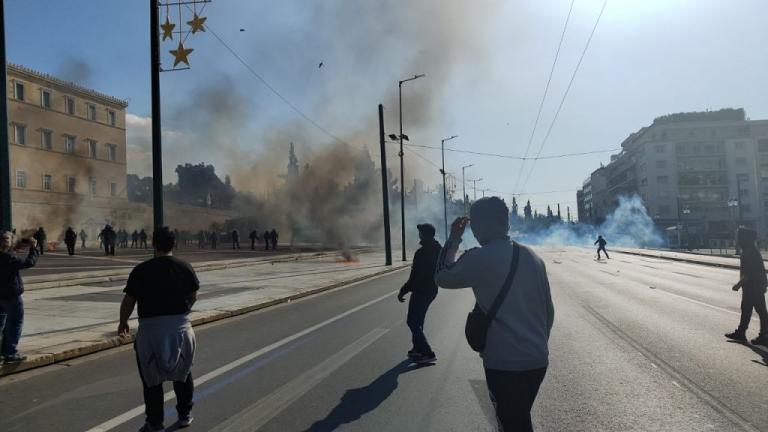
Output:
[398, 223, 442, 364]
[726, 227, 768, 346]
[0, 232, 39, 364]
[118, 227, 199, 431]
[436, 197, 554, 432]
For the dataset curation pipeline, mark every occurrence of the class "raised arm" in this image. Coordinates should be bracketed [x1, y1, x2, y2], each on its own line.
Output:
[435, 217, 476, 289]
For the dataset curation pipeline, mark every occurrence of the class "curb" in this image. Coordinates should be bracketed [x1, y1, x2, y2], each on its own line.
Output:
[0, 263, 409, 378]
[615, 249, 739, 270]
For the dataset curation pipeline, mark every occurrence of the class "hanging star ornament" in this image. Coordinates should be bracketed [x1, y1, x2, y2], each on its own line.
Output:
[161, 15, 175, 41]
[187, 13, 207, 34]
[170, 41, 194, 67]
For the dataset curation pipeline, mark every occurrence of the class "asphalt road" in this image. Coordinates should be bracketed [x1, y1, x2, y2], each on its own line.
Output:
[1, 246, 767, 431]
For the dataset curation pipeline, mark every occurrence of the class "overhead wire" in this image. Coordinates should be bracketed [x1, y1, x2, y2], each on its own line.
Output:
[396, 142, 619, 161]
[518, 0, 609, 194]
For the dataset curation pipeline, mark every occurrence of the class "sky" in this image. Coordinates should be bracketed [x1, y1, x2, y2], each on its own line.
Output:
[6, 0, 768, 215]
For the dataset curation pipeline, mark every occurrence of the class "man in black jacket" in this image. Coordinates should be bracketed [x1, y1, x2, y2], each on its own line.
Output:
[0, 232, 38, 364]
[398, 223, 442, 364]
[726, 227, 768, 346]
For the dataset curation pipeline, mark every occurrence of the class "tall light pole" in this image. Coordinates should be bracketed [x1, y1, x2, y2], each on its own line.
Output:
[469, 178, 483, 201]
[0, 0, 10, 231]
[150, 0, 163, 232]
[440, 135, 458, 240]
[461, 164, 473, 216]
[397, 73, 425, 261]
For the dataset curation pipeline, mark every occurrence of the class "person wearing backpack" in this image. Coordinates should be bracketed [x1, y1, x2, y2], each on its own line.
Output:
[436, 197, 554, 432]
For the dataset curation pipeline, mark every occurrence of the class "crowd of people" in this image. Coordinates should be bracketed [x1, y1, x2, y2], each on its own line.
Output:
[195, 228, 279, 251]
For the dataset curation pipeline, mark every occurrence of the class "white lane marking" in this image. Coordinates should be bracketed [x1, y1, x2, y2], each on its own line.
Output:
[211, 327, 390, 432]
[651, 287, 756, 321]
[85, 286, 401, 431]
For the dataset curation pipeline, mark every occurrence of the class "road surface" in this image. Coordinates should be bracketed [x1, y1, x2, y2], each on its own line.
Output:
[1, 246, 767, 431]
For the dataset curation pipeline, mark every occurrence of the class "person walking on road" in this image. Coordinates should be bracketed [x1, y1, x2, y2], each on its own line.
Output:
[210, 231, 218, 250]
[263, 230, 271, 250]
[249, 230, 258, 250]
[64, 227, 77, 256]
[398, 223, 442, 364]
[231, 229, 240, 250]
[139, 229, 149, 249]
[118, 227, 199, 431]
[270, 229, 278, 250]
[0, 232, 39, 364]
[101, 225, 117, 256]
[594, 235, 609, 260]
[132, 230, 139, 248]
[436, 197, 554, 432]
[33, 227, 46, 255]
[79, 229, 88, 249]
[726, 227, 768, 346]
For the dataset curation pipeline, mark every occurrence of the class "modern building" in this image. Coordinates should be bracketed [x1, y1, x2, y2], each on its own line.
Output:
[6, 63, 128, 238]
[577, 108, 768, 247]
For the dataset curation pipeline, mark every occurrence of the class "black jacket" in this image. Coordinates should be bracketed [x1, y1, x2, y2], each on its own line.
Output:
[400, 238, 442, 297]
[740, 247, 767, 293]
[0, 247, 39, 300]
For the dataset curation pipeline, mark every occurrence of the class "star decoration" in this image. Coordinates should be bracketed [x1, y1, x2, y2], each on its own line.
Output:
[170, 41, 194, 67]
[161, 15, 175, 41]
[187, 13, 207, 34]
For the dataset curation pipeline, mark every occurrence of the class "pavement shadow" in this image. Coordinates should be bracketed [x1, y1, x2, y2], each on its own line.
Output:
[725, 340, 768, 367]
[305, 359, 433, 431]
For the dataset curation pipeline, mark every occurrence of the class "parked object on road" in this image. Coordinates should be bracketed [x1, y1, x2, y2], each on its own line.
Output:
[33, 227, 46, 255]
[79, 229, 87, 248]
[725, 227, 768, 346]
[118, 227, 199, 431]
[0, 232, 39, 364]
[64, 227, 77, 256]
[436, 197, 554, 432]
[398, 223, 442, 364]
[595, 235, 609, 260]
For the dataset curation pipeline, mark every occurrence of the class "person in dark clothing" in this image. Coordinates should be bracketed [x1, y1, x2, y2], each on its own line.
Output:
[270, 229, 278, 250]
[33, 227, 46, 255]
[398, 223, 442, 364]
[64, 227, 77, 256]
[263, 231, 271, 250]
[118, 227, 199, 431]
[594, 235, 609, 260]
[231, 230, 240, 249]
[0, 232, 38, 364]
[100, 225, 117, 256]
[79, 229, 88, 249]
[249, 230, 259, 250]
[726, 227, 768, 346]
[210, 231, 218, 249]
[131, 230, 139, 248]
[139, 229, 149, 249]
[197, 230, 205, 249]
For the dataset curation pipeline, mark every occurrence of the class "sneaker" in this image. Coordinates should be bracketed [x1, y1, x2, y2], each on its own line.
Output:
[725, 331, 747, 342]
[138, 423, 164, 432]
[2, 354, 27, 364]
[177, 414, 194, 428]
[407, 349, 420, 359]
[750, 335, 768, 346]
[413, 352, 437, 364]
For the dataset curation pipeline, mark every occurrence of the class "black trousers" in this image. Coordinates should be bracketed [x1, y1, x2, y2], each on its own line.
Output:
[485, 367, 547, 432]
[597, 246, 609, 259]
[135, 350, 194, 427]
[406, 293, 436, 354]
[66, 242, 75, 255]
[104, 244, 115, 256]
[738, 289, 768, 335]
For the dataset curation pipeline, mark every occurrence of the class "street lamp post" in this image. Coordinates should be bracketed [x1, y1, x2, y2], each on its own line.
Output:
[461, 164, 474, 216]
[150, 0, 164, 233]
[397, 74, 425, 261]
[469, 178, 483, 201]
[0, 0, 10, 232]
[440, 135, 458, 240]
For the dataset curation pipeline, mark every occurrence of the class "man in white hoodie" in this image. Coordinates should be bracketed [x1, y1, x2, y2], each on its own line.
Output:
[436, 197, 554, 432]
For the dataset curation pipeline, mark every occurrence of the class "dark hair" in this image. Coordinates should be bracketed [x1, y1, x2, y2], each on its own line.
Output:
[154, 226, 176, 252]
[417, 223, 436, 239]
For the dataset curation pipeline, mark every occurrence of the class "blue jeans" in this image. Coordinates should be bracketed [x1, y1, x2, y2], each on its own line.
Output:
[0, 296, 24, 357]
[407, 292, 436, 354]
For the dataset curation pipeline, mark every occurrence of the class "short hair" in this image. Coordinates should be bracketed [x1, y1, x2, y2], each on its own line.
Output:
[470, 197, 509, 242]
[417, 223, 436, 238]
[154, 226, 176, 252]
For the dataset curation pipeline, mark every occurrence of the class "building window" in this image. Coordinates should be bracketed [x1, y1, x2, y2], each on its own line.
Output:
[15, 170, 26, 188]
[87, 104, 97, 121]
[41, 129, 52, 150]
[88, 139, 98, 158]
[42, 174, 52, 191]
[67, 176, 76, 193]
[107, 144, 117, 162]
[109, 182, 117, 197]
[656, 160, 667, 169]
[89, 179, 97, 197]
[14, 82, 24, 101]
[736, 157, 747, 166]
[40, 89, 52, 108]
[65, 135, 76, 153]
[65, 96, 75, 115]
[107, 110, 116, 126]
[657, 175, 669, 185]
[13, 124, 26, 145]
[655, 144, 665, 153]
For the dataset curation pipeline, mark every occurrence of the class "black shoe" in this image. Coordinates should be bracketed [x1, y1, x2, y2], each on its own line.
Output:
[138, 423, 164, 432]
[2, 354, 27, 364]
[407, 349, 419, 359]
[750, 335, 768, 346]
[725, 331, 747, 341]
[412, 351, 437, 364]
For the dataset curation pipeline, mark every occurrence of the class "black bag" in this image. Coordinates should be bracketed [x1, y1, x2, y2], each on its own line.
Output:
[465, 242, 521, 353]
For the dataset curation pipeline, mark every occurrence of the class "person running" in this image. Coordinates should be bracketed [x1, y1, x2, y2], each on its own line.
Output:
[118, 227, 199, 431]
[0, 232, 39, 364]
[436, 197, 554, 432]
[398, 223, 442, 364]
[594, 235, 609, 260]
[726, 227, 768, 346]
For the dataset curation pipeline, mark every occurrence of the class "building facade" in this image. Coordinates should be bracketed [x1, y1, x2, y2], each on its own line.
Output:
[577, 109, 768, 247]
[6, 63, 129, 238]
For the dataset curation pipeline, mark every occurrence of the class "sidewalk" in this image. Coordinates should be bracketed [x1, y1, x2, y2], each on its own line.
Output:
[614, 247, 741, 269]
[0, 250, 408, 377]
